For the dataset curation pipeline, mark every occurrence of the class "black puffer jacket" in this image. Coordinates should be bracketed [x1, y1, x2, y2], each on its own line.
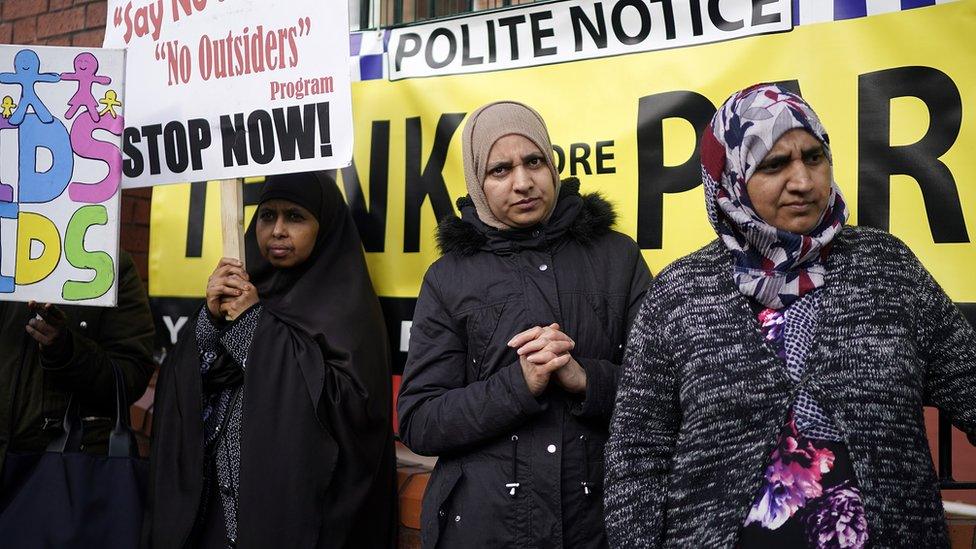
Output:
[398, 179, 651, 549]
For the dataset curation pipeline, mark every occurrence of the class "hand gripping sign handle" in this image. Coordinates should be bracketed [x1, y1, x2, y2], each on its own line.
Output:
[220, 178, 245, 321]
[220, 178, 246, 262]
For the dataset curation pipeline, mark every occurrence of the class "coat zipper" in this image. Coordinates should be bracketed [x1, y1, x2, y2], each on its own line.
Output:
[506, 435, 520, 497]
[580, 435, 593, 496]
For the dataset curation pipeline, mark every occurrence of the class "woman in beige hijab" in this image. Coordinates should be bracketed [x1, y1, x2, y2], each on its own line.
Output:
[398, 101, 651, 548]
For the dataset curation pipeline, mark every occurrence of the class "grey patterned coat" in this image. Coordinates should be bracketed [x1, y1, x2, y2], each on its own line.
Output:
[604, 226, 976, 548]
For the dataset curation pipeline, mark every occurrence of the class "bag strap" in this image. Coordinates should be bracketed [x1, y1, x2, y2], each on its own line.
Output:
[108, 365, 138, 458]
[46, 365, 139, 458]
[46, 394, 83, 453]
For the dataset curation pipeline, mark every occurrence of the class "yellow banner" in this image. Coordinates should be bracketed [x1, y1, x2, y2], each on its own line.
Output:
[150, 1, 976, 305]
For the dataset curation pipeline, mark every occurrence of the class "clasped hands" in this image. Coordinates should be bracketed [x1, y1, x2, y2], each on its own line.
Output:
[207, 258, 259, 321]
[508, 323, 586, 397]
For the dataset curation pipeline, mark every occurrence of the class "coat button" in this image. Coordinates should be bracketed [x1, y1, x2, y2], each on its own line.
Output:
[532, 230, 541, 237]
[78, 321, 87, 329]
[539, 264, 548, 271]
[438, 509, 446, 518]
[454, 515, 461, 522]
[220, 483, 232, 495]
[547, 444, 557, 454]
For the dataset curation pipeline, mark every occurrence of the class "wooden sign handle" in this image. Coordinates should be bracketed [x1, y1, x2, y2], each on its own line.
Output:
[219, 178, 246, 262]
[220, 178, 246, 321]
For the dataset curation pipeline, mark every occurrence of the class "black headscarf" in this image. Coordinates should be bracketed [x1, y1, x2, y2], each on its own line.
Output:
[246, 171, 385, 344]
[147, 172, 396, 549]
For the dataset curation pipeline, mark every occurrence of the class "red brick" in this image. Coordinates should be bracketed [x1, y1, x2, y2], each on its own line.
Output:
[71, 28, 103, 47]
[134, 253, 149, 282]
[121, 223, 150, 253]
[125, 249, 149, 281]
[12, 17, 37, 44]
[120, 198, 135, 223]
[397, 465, 430, 530]
[49, 0, 73, 11]
[36, 6, 86, 39]
[0, 23, 12, 43]
[124, 187, 153, 200]
[85, 2, 106, 28]
[3, 0, 48, 21]
[130, 187, 152, 200]
[121, 196, 151, 225]
[44, 35, 71, 46]
[131, 196, 152, 224]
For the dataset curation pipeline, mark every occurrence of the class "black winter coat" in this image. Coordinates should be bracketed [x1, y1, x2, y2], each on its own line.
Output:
[398, 179, 651, 549]
[0, 251, 155, 473]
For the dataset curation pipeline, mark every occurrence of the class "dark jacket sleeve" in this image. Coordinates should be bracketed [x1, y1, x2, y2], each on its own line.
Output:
[573, 240, 653, 419]
[914, 251, 976, 436]
[42, 251, 155, 411]
[604, 282, 678, 549]
[397, 268, 544, 457]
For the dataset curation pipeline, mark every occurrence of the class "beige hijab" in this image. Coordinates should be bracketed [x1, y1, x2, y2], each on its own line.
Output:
[461, 101, 560, 229]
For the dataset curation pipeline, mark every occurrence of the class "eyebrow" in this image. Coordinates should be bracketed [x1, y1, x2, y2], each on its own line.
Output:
[486, 160, 513, 172]
[801, 145, 825, 158]
[758, 145, 824, 168]
[486, 152, 545, 173]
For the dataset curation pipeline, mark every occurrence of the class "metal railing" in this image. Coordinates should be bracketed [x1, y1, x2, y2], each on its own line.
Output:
[358, 0, 543, 29]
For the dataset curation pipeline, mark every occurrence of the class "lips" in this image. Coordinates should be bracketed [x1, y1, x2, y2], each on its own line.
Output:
[268, 246, 292, 258]
[783, 202, 813, 211]
[513, 197, 539, 210]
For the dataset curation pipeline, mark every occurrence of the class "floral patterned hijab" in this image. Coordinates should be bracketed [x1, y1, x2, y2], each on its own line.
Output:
[700, 84, 849, 309]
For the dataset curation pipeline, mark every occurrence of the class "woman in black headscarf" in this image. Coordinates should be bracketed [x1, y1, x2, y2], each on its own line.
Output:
[145, 171, 396, 548]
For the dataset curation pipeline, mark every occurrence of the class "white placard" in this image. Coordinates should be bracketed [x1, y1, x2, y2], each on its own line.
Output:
[104, 0, 354, 187]
[390, 0, 792, 80]
[0, 45, 125, 306]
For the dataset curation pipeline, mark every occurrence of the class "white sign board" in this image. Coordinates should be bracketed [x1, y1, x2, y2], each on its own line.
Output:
[389, 0, 792, 80]
[0, 45, 125, 307]
[104, 0, 355, 187]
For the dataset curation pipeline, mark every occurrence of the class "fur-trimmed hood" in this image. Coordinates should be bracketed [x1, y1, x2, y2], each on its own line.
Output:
[436, 178, 618, 256]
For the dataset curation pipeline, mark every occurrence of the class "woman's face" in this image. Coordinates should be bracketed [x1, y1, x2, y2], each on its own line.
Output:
[256, 199, 320, 268]
[745, 129, 832, 234]
[483, 134, 556, 229]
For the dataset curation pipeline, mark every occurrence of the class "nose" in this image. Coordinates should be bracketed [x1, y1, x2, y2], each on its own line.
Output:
[784, 159, 814, 193]
[272, 216, 287, 238]
[512, 166, 534, 193]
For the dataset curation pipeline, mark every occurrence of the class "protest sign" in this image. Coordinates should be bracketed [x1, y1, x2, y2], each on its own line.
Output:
[0, 45, 125, 307]
[148, 0, 976, 369]
[103, 0, 355, 187]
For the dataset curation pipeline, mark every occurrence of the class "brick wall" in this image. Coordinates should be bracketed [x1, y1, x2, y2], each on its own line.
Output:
[1, 0, 151, 281]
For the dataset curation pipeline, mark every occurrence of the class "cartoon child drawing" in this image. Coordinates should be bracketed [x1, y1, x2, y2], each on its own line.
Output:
[98, 90, 122, 119]
[1, 96, 16, 119]
[0, 49, 60, 125]
[61, 52, 111, 122]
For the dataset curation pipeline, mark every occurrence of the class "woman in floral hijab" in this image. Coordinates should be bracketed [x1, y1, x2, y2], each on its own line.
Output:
[604, 84, 976, 548]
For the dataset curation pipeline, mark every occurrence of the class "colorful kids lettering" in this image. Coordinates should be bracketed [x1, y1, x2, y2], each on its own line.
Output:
[0, 50, 60, 125]
[62, 53, 111, 123]
[1, 96, 15, 118]
[0, 47, 122, 303]
[98, 90, 122, 119]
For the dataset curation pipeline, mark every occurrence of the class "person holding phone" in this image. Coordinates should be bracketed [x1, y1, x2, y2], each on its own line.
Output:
[0, 251, 155, 481]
